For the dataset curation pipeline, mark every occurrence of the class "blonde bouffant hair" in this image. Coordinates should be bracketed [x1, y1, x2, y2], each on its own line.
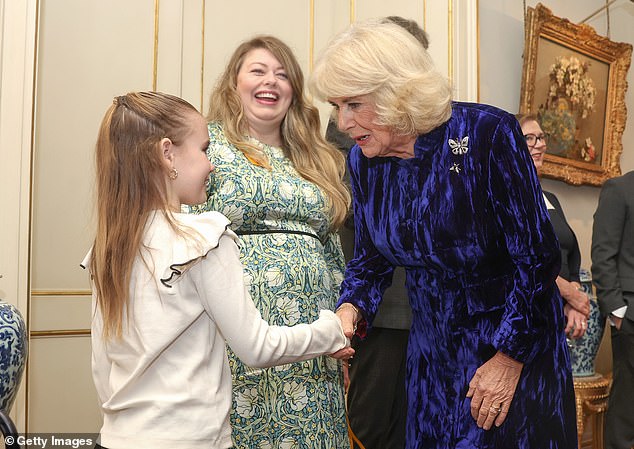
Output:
[310, 20, 453, 136]
[207, 35, 350, 229]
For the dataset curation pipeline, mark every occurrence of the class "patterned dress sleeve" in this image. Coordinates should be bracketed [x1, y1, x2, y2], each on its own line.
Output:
[322, 231, 347, 301]
[487, 114, 562, 364]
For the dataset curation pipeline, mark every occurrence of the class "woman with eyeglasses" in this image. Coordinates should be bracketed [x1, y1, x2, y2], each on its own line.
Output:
[517, 114, 590, 339]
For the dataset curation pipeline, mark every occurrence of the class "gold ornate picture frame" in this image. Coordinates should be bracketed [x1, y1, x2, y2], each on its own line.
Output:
[520, 3, 632, 186]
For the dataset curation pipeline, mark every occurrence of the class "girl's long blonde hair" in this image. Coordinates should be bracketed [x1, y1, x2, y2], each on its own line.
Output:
[91, 91, 199, 339]
[207, 35, 350, 228]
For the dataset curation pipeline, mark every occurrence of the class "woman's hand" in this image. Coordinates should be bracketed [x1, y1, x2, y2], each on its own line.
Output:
[332, 305, 357, 390]
[557, 278, 590, 317]
[336, 302, 359, 339]
[329, 304, 357, 361]
[563, 303, 588, 339]
[466, 351, 523, 430]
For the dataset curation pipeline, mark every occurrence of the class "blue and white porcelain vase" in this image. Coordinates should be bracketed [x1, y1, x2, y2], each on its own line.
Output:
[568, 269, 605, 377]
[0, 299, 28, 411]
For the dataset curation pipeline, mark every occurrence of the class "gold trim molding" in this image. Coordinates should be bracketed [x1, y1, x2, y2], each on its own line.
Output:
[152, 0, 159, 90]
[309, 0, 315, 72]
[423, 0, 427, 30]
[476, 0, 480, 102]
[31, 290, 91, 296]
[448, 0, 453, 81]
[30, 329, 91, 338]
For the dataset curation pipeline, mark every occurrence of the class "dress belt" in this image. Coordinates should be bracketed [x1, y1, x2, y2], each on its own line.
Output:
[236, 229, 323, 244]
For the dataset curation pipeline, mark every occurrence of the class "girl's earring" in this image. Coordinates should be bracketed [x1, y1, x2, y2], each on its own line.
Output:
[169, 168, 178, 180]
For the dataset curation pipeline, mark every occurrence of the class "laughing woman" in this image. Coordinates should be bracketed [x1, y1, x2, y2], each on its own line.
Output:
[310, 20, 577, 449]
[190, 36, 351, 449]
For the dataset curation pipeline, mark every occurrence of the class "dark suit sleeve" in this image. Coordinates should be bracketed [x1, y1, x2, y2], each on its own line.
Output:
[591, 179, 627, 315]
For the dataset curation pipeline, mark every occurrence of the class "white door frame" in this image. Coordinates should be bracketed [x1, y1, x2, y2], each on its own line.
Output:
[0, 0, 38, 430]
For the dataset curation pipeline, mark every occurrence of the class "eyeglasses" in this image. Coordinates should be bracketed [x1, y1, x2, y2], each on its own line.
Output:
[524, 133, 549, 147]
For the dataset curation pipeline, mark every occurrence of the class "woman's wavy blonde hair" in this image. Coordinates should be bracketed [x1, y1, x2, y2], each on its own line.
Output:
[91, 91, 200, 340]
[207, 35, 350, 229]
[310, 20, 453, 136]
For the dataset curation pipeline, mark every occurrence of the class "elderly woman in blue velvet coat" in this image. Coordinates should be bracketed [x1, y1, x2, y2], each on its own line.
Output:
[310, 20, 577, 449]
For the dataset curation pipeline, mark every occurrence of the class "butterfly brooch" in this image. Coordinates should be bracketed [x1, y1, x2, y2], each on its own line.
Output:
[448, 136, 469, 155]
[448, 136, 469, 175]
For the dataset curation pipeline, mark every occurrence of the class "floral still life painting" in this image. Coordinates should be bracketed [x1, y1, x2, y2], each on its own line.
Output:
[538, 54, 600, 162]
[520, 3, 632, 186]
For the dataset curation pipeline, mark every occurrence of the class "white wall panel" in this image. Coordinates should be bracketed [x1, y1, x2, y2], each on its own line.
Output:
[351, 0, 425, 30]
[426, 1, 450, 78]
[31, 296, 91, 331]
[33, 0, 156, 290]
[155, 0, 185, 95]
[28, 336, 99, 432]
[312, 0, 352, 127]
[313, 0, 350, 55]
[181, 0, 206, 110]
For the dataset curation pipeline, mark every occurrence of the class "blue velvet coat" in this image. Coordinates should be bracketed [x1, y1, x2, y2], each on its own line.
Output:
[339, 102, 577, 448]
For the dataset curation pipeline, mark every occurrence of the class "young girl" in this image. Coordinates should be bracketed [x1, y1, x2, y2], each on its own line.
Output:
[82, 91, 351, 449]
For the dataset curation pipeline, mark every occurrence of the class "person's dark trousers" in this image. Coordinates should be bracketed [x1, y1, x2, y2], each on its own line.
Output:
[605, 318, 634, 449]
[348, 327, 409, 449]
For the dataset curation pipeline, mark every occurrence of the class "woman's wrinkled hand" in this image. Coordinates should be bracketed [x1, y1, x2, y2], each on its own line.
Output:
[335, 303, 359, 339]
[564, 303, 588, 339]
[329, 308, 356, 360]
[466, 351, 523, 430]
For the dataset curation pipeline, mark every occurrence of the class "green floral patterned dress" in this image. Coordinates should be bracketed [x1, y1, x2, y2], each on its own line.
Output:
[191, 123, 348, 449]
